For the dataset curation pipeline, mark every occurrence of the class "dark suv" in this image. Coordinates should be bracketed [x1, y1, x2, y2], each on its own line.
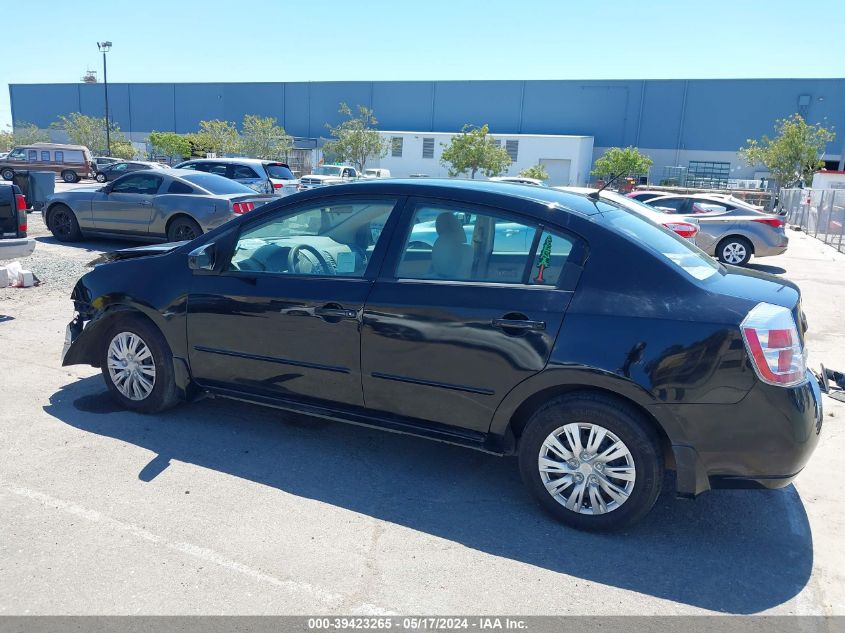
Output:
[61, 180, 823, 531]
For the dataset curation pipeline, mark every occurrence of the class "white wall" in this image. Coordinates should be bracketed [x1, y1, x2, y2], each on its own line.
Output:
[373, 132, 594, 185]
[812, 171, 845, 189]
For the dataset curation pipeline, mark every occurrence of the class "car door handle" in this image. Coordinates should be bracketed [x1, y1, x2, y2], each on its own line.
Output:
[314, 305, 358, 320]
[492, 318, 546, 331]
[139, 200, 152, 206]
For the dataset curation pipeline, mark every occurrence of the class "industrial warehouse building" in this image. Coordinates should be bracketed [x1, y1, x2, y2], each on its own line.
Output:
[9, 78, 845, 185]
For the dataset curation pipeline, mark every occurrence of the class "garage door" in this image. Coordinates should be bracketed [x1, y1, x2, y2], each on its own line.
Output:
[540, 159, 571, 186]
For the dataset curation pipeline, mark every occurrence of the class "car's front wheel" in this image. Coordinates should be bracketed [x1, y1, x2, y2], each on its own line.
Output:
[101, 316, 180, 413]
[95, 172, 107, 183]
[47, 204, 82, 242]
[717, 236, 752, 266]
[518, 392, 663, 531]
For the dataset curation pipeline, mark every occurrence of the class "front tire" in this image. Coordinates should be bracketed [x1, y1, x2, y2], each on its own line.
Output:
[1, 168, 13, 181]
[101, 315, 180, 413]
[717, 236, 752, 266]
[95, 172, 107, 183]
[61, 170, 79, 183]
[48, 204, 82, 242]
[167, 217, 202, 242]
[518, 392, 663, 531]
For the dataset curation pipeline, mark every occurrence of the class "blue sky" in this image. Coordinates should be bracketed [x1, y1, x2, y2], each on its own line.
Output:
[3, 0, 844, 129]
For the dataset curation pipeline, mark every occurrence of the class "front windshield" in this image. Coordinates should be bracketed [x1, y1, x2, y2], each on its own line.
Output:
[181, 172, 256, 194]
[314, 166, 343, 176]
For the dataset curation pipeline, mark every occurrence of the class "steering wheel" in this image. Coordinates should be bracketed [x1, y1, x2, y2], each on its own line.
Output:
[287, 244, 336, 275]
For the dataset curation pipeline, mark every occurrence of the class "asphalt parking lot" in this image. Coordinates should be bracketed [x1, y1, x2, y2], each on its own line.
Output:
[1, 193, 844, 615]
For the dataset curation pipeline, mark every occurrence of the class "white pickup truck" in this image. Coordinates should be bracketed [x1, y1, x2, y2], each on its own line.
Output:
[299, 165, 360, 190]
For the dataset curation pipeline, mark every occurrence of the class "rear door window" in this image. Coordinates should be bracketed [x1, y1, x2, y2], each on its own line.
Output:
[55, 151, 64, 162]
[231, 165, 260, 179]
[649, 198, 687, 213]
[264, 163, 295, 179]
[27, 150, 37, 162]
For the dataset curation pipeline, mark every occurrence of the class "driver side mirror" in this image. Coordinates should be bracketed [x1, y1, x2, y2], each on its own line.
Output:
[188, 243, 216, 271]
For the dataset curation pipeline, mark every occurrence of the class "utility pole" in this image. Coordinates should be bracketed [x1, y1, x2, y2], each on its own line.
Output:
[97, 41, 112, 156]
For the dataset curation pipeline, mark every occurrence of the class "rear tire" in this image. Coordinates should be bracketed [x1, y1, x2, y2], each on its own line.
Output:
[48, 204, 82, 242]
[100, 315, 180, 414]
[167, 217, 202, 242]
[716, 236, 752, 266]
[1, 168, 13, 181]
[518, 392, 663, 531]
[61, 170, 79, 183]
[95, 172, 107, 183]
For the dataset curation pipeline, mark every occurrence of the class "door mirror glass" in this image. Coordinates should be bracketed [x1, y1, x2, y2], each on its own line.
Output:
[188, 243, 216, 270]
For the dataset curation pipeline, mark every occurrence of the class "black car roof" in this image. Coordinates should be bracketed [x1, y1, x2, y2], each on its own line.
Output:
[298, 178, 607, 218]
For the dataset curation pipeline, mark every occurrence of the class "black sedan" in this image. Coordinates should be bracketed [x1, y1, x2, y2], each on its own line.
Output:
[94, 160, 166, 183]
[62, 180, 823, 531]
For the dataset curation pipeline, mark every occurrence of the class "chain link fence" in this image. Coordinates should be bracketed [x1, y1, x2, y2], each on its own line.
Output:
[781, 188, 845, 253]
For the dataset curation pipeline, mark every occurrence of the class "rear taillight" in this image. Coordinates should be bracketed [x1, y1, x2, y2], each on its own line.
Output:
[232, 201, 256, 214]
[741, 302, 807, 387]
[15, 194, 25, 211]
[273, 183, 283, 189]
[663, 221, 698, 239]
[753, 217, 784, 229]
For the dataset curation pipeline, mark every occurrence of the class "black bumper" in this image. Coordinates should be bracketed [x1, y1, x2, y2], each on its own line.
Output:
[668, 370, 823, 496]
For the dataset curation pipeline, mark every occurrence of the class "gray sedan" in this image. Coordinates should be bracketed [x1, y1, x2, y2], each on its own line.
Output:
[42, 169, 274, 243]
[645, 194, 788, 266]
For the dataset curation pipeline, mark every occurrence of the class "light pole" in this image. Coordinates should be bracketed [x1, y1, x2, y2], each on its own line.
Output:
[97, 41, 112, 156]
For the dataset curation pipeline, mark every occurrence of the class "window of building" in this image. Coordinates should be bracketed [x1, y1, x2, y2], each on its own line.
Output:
[686, 161, 730, 189]
[490, 139, 501, 147]
[422, 137, 434, 159]
[391, 136, 403, 158]
[505, 140, 519, 162]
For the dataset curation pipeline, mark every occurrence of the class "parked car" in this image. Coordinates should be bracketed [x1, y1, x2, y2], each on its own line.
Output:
[299, 164, 359, 190]
[490, 176, 548, 187]
[626, 190, 669, 203]
[94, 156, 122, 170]
[1, 143, 96, 183]
[556, 187, 699, 241]
[645, 193, 788, 266]
[362, 168, 391, 179]
[95, 160, 168, 183]
[174, 158, 299, 197]
[61, 179, 823, 531]
[42, 169, 273, 243]
[0, 184, 35, 259]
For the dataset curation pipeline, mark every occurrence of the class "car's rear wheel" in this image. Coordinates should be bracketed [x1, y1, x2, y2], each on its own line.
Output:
[48, 204, 82, 242]
[518, 392, 663, 531]
[101, 316, 180, 413]
[1, 168, 13, 181]
[167, 217, 202, 242]
[95, 172, 107, 183]
[717, 236, 752, 266]
[61, 170, 79, 183]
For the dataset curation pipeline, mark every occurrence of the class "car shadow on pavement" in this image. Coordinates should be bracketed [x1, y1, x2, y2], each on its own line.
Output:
[35, 235, 136, 252]
[45, 376, 814, 615]
[746, 262, 787, 275]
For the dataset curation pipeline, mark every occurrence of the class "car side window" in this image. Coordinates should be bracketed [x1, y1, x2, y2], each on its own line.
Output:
[41, 151, 50, 161]
[396, 203, 574, 286]
[167, 180, 195, 194]
[179, 163, 197, 171]
[111, 174, 163, 195]
[208, 164, 228, 177]
[112, 163, 128, 172]
[232, 165, 260, 179]
[228, 198, 399, 277]
[650, 198, 686, 213]
[27, 150, 37, 162]
[55, 151, 64, 163]
[691, 200, 729, 214]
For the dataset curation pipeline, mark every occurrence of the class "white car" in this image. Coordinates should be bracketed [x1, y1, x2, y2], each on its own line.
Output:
[299, 165, 359, 190]
[489, 176, 547, 186]
[362, 168, 391, 179]
[555, 186, 700, 241]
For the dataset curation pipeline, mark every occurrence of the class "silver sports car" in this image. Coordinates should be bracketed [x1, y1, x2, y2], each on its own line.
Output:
[42, 169, 274, 243]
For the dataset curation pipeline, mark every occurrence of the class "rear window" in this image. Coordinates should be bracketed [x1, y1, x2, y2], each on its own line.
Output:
[264, 163, 295, 180]
[181, 172, 256, 195]
[167, 180, 195, 194]
[602, 208, 720, 281]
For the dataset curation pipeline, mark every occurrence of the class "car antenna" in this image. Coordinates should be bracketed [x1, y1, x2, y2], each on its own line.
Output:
[588, 173, 622, 200]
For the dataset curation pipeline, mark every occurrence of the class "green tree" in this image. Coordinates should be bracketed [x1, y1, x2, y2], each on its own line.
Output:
[534, 234, 553, 283]
[149, 131, 192, 163]
[740, 114, 836, 190]
[239, 115, 292, 160]
[322, 103, 388, 172]
[519, 164, 549, 181]
[183, 132, 213, 158]
[195, 119, 240, 156]
[591, 146, 653, 181]
[52, 113, 132, 156]
[440, 124, 512, 179]
[0, 127, 11, 152]
[9, 121, 50, 146]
